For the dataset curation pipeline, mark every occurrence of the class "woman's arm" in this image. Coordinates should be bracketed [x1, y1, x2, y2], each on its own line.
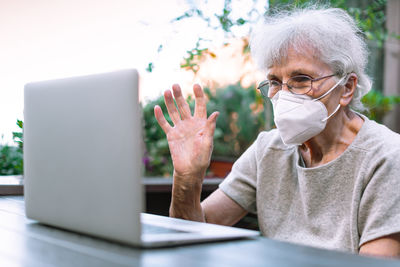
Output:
[154, 84, 218, 222]
[201, 189, 248, 225]
[359, 233, 400, 258]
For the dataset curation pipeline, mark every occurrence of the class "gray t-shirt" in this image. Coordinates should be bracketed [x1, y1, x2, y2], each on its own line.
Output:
[219, 114, 400, 253]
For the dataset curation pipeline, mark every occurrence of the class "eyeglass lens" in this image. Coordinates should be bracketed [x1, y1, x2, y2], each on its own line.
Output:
[258, 75, 313, 97]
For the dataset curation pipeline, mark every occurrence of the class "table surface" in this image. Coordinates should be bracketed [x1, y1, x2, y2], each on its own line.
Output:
[1, 196, 399, 267]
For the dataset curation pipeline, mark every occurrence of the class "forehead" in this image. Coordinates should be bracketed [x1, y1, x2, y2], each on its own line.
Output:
[267, 47, 332, 77]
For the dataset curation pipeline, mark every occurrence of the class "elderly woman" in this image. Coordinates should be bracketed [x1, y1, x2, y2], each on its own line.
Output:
[154, 7, 400, 257]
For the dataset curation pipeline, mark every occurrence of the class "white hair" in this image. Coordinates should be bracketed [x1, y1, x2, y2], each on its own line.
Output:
[250, 7, 372, 111]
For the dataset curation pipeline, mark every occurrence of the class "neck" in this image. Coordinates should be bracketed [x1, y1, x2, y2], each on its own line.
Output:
[299, 108, 364, 167]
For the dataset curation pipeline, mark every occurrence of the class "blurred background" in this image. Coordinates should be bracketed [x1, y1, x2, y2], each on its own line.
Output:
[1, 0, 399, 177]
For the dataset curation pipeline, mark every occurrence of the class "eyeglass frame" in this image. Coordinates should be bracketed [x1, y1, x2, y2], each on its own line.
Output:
[257, 73, 337, 98]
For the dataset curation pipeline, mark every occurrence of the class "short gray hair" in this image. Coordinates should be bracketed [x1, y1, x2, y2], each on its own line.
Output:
[250, 7, 372, 111]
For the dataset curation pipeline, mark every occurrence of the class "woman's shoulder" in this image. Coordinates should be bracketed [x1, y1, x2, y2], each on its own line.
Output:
[354, 114, 400, 155]
[255, 128, 293, 152]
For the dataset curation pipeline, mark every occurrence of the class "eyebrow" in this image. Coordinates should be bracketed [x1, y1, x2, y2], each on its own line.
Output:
[267, 69, 318, 80]
[267, 73, 279, 80]
[289, 69, 316, 77]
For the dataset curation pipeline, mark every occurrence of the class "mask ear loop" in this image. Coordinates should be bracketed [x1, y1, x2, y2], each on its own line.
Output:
[319, 74, 349, 122]
[322, 104, 341, 122]
[314, 75, 347, 101]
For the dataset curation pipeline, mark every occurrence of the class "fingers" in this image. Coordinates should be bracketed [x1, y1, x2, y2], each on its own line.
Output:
[154, 105, 172, 134]
[163, 90, 181, 125]
[205, 111, 219, 137]
[193, 84, 207, 118]
[172, 84, 191, 120]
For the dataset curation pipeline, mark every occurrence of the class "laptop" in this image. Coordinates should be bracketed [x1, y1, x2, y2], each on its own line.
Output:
[23, 69, 259, 247]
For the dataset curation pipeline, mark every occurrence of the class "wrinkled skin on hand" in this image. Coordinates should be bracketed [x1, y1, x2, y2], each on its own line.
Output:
[154, 84, 219, 181]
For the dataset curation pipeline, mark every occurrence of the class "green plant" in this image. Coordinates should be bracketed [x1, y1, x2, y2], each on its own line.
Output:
[139, 84, 400, 177]
[270, 0, 388, 45]
[2, 88, 398, 178]
[148, 0, 389, 75]
[0, 144, 23, 175]
[0, 120, 23, 175]
[205, 83, 267, 159]
[361, 90, 400, 123]
[142, 98, 174, 177]
[13, 120, 23, 150]
[141, 83, 268, 176]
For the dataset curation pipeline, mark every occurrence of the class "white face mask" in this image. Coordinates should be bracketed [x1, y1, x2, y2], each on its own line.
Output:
[271, 76, 346, 146]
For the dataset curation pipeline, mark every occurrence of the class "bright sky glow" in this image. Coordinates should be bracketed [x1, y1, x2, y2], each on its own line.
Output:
[0, 0, 267, 144]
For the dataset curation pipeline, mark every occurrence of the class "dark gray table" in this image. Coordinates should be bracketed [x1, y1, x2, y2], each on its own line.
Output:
[0, 196, 399, 267]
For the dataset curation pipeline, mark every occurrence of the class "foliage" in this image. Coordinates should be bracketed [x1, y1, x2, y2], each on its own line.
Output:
[180, 39, 217, 74]
[269, 0, 388, 47]
[205, 83, 266, 158]
[142, 84, 400, 175]
[140, 85, 400, 176]
[147, 0, 390, 75]
[361, 90, 400, 123]
[141, 83, 267, 176]
[2, 1, 399, 177]
[13, 120, 23, 150]
[147, 0, 262, 74]
[2, 88, 399, 177]
[0, 120, 23, 175]
[0, 145, 23, 175]
[142, 98, 174, 177]
[171, 0, 256, 35]
[346, 0, 387, 47]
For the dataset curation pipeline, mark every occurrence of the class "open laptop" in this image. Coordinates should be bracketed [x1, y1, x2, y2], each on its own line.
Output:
[23, 69, 259, 247]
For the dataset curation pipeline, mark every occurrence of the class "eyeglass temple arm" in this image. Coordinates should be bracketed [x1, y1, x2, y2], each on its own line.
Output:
[312, 74, 336, 82]
[257, 80, 270, 89]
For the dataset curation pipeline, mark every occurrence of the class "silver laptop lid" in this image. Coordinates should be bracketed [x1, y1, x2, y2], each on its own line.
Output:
[24, 69, 143, 245]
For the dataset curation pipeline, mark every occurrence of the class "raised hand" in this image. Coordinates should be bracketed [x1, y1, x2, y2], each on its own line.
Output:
[154, 84, 219, 181]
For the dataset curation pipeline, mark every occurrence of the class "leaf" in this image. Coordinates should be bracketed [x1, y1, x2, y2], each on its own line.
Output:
[146, 62, 154, 73]
[236, 18, 246, 25]
[17, 120, 23, 129]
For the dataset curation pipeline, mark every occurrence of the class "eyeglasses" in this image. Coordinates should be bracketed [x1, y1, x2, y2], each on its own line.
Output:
[257, 74, 337, 98]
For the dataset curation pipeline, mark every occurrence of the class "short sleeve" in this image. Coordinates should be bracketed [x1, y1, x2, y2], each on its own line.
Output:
[358, 152, 400, 247]
[219, 139, 258, 214]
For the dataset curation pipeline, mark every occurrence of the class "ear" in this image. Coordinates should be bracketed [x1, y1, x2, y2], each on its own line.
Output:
[339, 73, 358, 107]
